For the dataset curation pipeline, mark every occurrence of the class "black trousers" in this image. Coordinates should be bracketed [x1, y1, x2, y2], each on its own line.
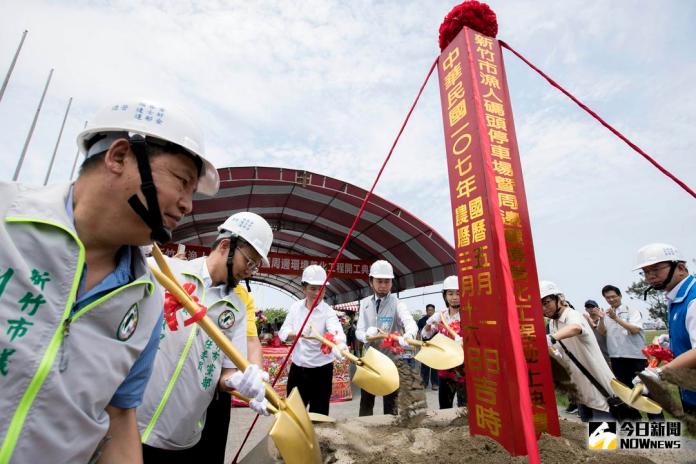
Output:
[359, 388, 398, 416]
[420, 363, 439, 388]
[438, 377, 467, 409]
[286, 362, 334, 415]
[142, 390, 231, 463]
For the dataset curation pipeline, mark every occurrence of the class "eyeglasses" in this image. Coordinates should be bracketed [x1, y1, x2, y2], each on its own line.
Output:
[238, 246, 263, 273]
[639, 263, 671, 278]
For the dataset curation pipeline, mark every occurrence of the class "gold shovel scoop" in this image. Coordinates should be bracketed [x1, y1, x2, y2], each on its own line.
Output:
[150, 245, 321, 464]
[303, 328, 399, 396]
[366, 332, 463, 370]
[610, 378, 663, 415]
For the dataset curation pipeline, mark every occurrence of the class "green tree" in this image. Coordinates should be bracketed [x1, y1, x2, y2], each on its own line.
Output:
[263, 307, 288, 328]
[626, 279, 667, 326]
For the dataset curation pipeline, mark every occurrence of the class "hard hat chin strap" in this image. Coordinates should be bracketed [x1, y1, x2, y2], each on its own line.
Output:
[127, 135, 171, 243]
[644, 261, 678, 299]
[225, 236, 239, 292]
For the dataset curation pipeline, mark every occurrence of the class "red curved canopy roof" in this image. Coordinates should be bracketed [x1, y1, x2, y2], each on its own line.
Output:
[174, 166, 456, 304]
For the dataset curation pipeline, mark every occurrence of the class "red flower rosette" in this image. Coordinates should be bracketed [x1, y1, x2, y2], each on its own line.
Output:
[379, 332, 405, 355]
[163, 282, 207, 330]
[320, 331, 337, 355]
[439, 1, 498, 51]
[642, 344, 674, 367]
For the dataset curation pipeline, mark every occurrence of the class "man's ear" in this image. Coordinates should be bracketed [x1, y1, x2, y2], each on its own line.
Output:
[103, 139, 131, 174]
[218, 238, 231, 252]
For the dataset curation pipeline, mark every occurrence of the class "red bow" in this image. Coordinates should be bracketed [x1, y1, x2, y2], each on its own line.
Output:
[642, 344, 674, 367]
[163, 282, 207, 331]
[379, 332, 405, 355]
[320, 332, 337, 355]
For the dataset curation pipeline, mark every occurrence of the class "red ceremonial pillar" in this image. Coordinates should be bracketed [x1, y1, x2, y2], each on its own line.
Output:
[437, 26, 560, 457]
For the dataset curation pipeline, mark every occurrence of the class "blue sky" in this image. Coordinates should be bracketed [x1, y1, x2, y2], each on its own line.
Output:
[1, 0, 694, 317]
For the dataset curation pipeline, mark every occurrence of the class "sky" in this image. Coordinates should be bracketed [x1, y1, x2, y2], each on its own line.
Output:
[1, 0, 695, 319]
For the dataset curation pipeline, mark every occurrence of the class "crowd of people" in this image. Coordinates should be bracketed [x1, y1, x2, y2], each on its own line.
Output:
[0, 98, 693, 464]
[543, 242, 696, 422]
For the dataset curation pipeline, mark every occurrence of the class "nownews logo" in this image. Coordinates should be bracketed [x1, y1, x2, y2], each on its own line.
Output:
[588, 421, 681, 450]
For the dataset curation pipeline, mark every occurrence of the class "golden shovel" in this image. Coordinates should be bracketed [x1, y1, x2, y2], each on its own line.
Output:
[150, 245, 321, 464]
[229, 390, 336, 423]
[303, 329, 399, 396]
[367, 332, 463, 370]
[610, 378, 663, 414]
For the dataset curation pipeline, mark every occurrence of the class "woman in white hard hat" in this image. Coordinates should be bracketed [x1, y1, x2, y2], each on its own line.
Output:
[0, 99, 220, 463]
[138, 211, 273, 462]
[631, 243, 696, 414]
[422, 275, 466, 409]
[278, 265, 347, 415]
[541, 280, 615, 422]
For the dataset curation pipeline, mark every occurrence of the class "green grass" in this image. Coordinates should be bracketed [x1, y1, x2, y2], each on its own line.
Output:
[644, 329, 667, 345]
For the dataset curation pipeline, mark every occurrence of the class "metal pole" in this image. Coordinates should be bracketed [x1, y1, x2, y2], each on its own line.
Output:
[69, 120, 88, 180]
[0, 30, 28, 104]
[44, 96, 72, 185]
[13, 68, 54, 182]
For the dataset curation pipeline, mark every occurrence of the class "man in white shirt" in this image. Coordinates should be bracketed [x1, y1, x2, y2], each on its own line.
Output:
[597, 284, 653, 420]
[596, 286, 646, 380]
[355, 260, 418, 416]
[541, 281, 615, 422]
[278, 265, 346, 415]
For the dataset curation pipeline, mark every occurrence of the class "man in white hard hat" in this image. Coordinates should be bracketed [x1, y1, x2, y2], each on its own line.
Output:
[631, 243, 696, 414]
[421, 275, 465, 409]
[541, 280, 615, 422]
[355, 260, 418, 416]
[278, 265, 347, 415]
[138, 211, 272, 461]
[0, 100, 220, 463]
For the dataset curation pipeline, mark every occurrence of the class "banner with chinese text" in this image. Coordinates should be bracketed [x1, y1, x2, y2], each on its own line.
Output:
[160, 244, 369, 280]
[437, 27, 560, 456]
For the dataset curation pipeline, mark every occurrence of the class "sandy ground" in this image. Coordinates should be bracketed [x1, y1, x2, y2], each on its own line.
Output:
[225, 363, 696, 464]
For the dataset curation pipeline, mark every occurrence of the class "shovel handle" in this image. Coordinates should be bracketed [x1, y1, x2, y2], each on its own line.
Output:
[304, 328, 360, 364]
[230, 390, 279, 415]
[366, 334, 423, 348]
[148, 260, 284, 410]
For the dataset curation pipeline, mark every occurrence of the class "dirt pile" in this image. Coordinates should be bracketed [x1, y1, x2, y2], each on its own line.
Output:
[316, 411, 657, 464]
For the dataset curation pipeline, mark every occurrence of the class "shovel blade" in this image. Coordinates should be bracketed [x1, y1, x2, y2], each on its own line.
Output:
[610, 378, 663, 414]
[309, 412, 335, 423]
[268, 388, 322, 464]
[352, 347, 400, 396]
[414, 333, 464, 370]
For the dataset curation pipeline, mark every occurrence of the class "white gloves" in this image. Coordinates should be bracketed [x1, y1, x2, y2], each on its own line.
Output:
[429, 312, 442, 323]
[224, 364, 269, 414]
[397, 336, 410, 348]
[332, 343, 347, 361]
[632, 367, 662, 395]
[365, 327, 379, 338]
[453, 335, 462, 343]
[249, 397, 271, 416]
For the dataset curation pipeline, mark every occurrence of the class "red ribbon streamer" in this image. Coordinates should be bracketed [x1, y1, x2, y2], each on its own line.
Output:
[499, 40, 696, 200]
[163, 282, 207, 331]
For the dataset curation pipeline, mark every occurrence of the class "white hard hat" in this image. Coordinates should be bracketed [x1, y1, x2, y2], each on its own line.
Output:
[443, 275, 459, 290]
[302, 265, 330, 286]
[218, 212, 273, 266]
[633, 243, 684, 270]
[369, 260, 394, 279]
[77, 99, 219, 196]
[539, 280, 563, 299]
